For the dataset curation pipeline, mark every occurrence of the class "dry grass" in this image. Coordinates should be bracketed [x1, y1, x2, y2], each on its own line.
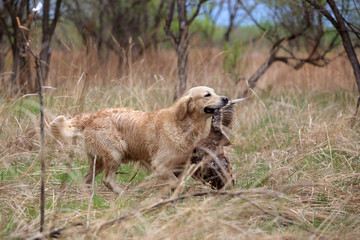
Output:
[1, 47, 360, 239]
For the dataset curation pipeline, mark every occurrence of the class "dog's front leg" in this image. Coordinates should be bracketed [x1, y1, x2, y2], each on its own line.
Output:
[154, 166, 180, 188]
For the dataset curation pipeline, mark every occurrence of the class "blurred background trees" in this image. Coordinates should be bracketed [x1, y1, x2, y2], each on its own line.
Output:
[64, 0, 167, 65]
[1, 0, 61, 94]
[0, 0, 359, 98]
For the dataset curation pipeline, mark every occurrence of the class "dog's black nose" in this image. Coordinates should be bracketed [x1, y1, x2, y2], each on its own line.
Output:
[222, 97, 229, 104]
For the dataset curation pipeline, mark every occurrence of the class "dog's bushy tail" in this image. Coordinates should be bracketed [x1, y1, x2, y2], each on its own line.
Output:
[50, 115, 85, 143]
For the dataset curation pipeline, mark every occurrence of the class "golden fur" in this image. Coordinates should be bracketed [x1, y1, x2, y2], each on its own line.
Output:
[50, 86, 229, 193]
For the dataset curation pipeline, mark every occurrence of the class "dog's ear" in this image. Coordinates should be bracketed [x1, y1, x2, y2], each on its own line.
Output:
[176, 96, 194, 121]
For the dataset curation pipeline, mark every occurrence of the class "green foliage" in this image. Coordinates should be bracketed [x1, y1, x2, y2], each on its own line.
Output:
[222, 39, 248, 81]
[0, 160, 30, 182]
[11, 97, 40, 116]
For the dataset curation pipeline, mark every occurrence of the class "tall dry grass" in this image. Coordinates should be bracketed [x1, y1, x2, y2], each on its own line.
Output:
[1, 46, 360, 239]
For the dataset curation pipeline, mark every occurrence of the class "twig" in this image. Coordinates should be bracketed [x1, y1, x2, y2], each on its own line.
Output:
[229, 97, 250, 104]
[240, 195, 318, 235]
[97, 189, 291, 232]
[351, 96, 360, 128]
[38, 55, 46, 234]
[27, 223, 84, 240]
[16, 13, 46, 233]
[27, 226, 66, 240]
[118, 169, 139, 197]
[27, 188, 322, 239]
[128, 169, 139, 183]
[86, 155, 97, 230]
[164, 0, 177, 45]
[187, 0, 208, 25]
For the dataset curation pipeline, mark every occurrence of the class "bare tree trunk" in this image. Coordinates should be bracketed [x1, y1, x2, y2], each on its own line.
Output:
[173, 0, 189, 101]
[304, 0, 360, 112]
[242, 51, 278, 96]
[19, 40, 32, 93]
[327, 0, 360, 94]
[241, 32, 302, 96]
[19, 13, 32, 93]
[10, 48, 19, 93]
[0, 33, 5, 90]
[40, 0, 51, 85]
[165, 0, 206, 101]
[2, 0, 31, 95]
[40, 0, 62, 85]
[39, 41, 51, 85]
[19, 14, 47, 232]
[175, 39, 189, 100]
[224, 0, 238, 43]
[151, 0, 165, 49]
[0, 17, 4, 90]
[9, 18, 20, 94]
[224, 20, 234, 43]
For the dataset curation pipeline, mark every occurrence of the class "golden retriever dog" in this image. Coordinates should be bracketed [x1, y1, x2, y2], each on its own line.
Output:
[50, 86, 229, 193]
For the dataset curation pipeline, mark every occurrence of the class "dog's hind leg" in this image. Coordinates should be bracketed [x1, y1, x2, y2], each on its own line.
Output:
[83, 153, 104, 184]
[84, 129, 127, 194]
[103, 156, 123, 194]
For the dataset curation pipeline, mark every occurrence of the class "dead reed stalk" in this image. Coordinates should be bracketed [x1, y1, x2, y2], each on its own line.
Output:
[86, 155, 97, 230]
[16, 12, 46, 233]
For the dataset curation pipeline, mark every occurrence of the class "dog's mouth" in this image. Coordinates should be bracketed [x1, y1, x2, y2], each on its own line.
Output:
[204, 104, 226, 114]
[204, 97, 229, 114]
[204, 107, 218, 114]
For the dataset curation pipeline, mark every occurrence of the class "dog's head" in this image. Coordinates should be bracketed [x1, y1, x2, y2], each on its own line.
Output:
[176, 86, 229, 121]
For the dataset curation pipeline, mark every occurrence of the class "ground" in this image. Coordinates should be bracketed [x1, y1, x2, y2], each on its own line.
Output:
[1, 49, 360, 239]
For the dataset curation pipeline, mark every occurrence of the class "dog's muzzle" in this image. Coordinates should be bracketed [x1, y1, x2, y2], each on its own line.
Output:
[204, 97, 229, 114]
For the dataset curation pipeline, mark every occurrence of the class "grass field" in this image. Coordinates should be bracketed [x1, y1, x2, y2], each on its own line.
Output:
[1, 48, 360, 239]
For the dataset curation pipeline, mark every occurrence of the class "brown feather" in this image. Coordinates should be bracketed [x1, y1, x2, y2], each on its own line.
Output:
[190, 103, 236, 189]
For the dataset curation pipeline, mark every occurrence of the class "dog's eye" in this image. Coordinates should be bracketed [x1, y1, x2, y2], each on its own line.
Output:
[204, 93, 211, 97]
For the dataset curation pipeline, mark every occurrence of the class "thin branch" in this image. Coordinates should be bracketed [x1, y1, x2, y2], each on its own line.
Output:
[240, 196, 316, 235]
[321, 32, 340, 57]
[273, 51, 344, 70]
[4, 2, 18, 53]
[237, 0, 267, 33]
[187, 0, 207, 25]
[224, 0, 239, 42]
[98, 189, 292, 232]
[303, 0, 339, 28]
[344, 19, 360, 40]
[211, 0, 225, 23]
[153, 0, 165, 30]
[27, 223, 84, 240]
[326, 0, 360, 116]
[353, 0, 360, 17]
[86, 155, 97, 230]
[42, 0, 50, 35]
[164, 0, 177, 45]
[271, 38, 349, 70]
[50, 0, 63, 36]
[270, 32, 304, 52]
[118, 169, 139, 196]
[279, 45, 297, 59]
[17, 12, 46, 233]
[28, 189, 296, 239]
